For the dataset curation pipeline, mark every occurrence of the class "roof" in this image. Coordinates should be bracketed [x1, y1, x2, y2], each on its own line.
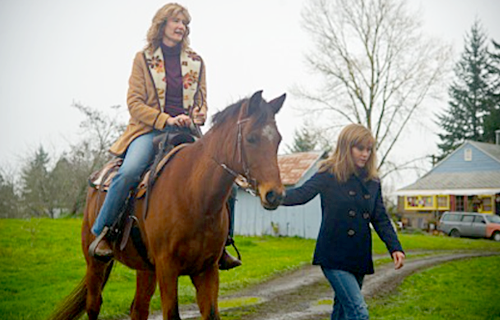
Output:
[469, 141, 500, 163]
[278, 151, 325, 186]
[394, 171, 500, 195]
[395, 140, 500, 196]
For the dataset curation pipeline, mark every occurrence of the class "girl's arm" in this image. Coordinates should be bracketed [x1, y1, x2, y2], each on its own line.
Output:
[282, 172, 325, 206]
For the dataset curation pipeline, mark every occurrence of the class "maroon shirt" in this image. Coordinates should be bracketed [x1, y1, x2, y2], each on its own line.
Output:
[161, 43, 185, 117]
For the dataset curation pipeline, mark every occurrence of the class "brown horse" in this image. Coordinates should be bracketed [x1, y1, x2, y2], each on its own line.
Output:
[48, 90, 286, 320]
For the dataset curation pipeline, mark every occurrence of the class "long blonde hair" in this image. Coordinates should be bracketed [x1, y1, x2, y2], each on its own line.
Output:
[319, 123, 378, 183]
[145, 3, 191, 53]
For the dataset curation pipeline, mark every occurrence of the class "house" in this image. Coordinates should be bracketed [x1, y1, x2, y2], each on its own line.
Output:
[394, 139, 500, 229]
[234, 151, 326, 239]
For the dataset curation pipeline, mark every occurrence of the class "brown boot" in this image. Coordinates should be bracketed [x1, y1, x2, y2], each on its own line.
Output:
[88, 226, 113, 258]
[218, 249, 242, 270]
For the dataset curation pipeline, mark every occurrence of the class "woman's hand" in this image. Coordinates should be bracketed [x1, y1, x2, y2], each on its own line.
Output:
[392, 251, 405, 270]
[192, 107, 206, 125]
[167, 114, 192, 127]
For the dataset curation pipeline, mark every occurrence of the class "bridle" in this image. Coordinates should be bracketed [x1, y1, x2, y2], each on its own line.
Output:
[213, 117, 259, 197]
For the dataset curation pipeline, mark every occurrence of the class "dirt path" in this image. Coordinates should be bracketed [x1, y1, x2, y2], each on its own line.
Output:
[147, 251, 499, 320]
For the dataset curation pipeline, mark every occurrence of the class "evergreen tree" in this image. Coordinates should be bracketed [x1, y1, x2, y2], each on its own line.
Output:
[0, 173, 20, 218]
[286, 124, 332, 155]
[287, 126, 318, 153]
[484, 39, 500, 143]
[437, 20, 495, 158]
[20, 146, 55, 217]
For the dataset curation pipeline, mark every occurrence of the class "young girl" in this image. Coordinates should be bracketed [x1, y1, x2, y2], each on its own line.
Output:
[282, 123, 405, 319]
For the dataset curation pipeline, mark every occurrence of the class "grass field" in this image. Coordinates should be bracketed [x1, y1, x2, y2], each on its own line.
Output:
[369, 255, 500, 320]
[1, 217, 500, 320]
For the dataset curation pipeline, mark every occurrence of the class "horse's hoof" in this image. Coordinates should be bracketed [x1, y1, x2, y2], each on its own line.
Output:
[218, 250, 242, 270]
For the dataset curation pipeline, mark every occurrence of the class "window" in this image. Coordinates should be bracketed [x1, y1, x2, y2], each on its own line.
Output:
[462, 215, 474, 223]
[473, 216, 485, 224]
[406, 196, 418, 208]
[421, 196, 434, 208]
[481, 196, 492, 213]
[437, 195, 449, 209]
[455, 196, 465, 211]
[486, 215, 500, 224]
[404, 195, 448, 211]
[464, 148, 472, 161]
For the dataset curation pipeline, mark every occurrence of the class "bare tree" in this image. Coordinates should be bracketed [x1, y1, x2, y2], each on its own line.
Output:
[71, 102, 125, 163]
[60, 103, 125, 215]
[296, 0, 451, 177]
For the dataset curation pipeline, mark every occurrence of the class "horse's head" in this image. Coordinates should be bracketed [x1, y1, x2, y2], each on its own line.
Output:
[233, 90, 286, 210]
[211, 90, 286, 209]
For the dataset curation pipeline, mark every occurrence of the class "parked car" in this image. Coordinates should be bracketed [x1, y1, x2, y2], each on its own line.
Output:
[438, 212, 500, 241]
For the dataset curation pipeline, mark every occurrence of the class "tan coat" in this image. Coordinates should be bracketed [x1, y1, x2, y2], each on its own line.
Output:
[110, 46, 207, 156]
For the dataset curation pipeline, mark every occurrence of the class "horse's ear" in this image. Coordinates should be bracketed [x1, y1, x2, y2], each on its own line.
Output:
[268, 93, 286, 114]
[243, 90, 264, 117]
[249, 90, 263, 108]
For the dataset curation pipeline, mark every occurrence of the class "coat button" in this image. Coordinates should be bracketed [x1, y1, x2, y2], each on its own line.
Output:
[347, 229, 355, 236]
[363, 213, 370, 219]
[349, 190, 356, 196]
[348, 210, 356, 217]
[364, 194, 371, 199]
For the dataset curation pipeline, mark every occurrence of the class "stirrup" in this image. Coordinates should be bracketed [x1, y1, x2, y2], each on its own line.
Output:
[88, 226, 113, 259]
[218, 249, 242, 270]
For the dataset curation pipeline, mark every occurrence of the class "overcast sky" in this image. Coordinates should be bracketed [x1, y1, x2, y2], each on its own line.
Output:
[1, 0, 500, 190]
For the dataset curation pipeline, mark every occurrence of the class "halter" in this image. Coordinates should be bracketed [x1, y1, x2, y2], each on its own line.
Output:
[213, 117, 259, 197]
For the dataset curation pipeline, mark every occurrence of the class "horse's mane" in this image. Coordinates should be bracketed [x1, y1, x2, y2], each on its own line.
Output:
[211, 98, 248, 129]
[211, 96, 271, 130]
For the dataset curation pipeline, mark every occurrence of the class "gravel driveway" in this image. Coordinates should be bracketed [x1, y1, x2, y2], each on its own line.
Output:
[144, 251, 499, 320]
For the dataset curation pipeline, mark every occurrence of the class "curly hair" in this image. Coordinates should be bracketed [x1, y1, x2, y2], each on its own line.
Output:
[319, 123, 378, 183]
[145, 3, 191, 53]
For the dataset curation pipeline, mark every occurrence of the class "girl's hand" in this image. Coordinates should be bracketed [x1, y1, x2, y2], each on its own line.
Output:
[392, 251, 405, 270]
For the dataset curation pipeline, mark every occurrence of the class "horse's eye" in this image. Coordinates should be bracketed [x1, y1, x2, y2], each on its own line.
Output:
[246, 134, 258, 144]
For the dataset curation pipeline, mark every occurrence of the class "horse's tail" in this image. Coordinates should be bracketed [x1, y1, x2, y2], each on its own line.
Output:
[46, 277, 87, 320]
[47, 262, 114, 320]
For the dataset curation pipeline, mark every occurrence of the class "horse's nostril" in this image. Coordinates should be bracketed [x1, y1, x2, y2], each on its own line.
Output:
[265, 190, 274, 204]
[265, 190, 284, 205]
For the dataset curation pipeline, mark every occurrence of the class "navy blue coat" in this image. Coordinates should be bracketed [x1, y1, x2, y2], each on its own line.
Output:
[283, 170, 403, 275]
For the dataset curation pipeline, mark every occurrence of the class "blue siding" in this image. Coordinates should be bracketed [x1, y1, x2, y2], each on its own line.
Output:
[234, 190, 321, 239]
[433, 143, 500, 173]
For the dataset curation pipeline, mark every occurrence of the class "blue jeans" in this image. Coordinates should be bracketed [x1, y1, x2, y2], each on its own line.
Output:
[321, 267, 369, 320]
[91, 131, 160, 235]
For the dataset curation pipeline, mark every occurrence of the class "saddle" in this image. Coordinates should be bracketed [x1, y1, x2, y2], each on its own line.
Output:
[88, 128, 197, 198]
[87, 128, 198, 261]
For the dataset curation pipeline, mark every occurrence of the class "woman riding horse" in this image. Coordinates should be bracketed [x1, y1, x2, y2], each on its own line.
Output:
[75, 90, 285, 320]
[89, 3, 240, 269]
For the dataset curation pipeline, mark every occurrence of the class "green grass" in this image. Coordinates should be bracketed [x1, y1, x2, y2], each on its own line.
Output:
[374, 232, 500, 254]
[369, 255, 500, 320]
[0, 218, 315, 320]
[1, 218, 500, 320]
[0, 218, 85, 320]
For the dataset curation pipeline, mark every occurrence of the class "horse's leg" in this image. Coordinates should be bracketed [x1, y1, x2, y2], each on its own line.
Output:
[156, 262, 181, 320]
[85, 259, 113, 320]
[130, 269, 156, 320]
[190, 265, 220, 320]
